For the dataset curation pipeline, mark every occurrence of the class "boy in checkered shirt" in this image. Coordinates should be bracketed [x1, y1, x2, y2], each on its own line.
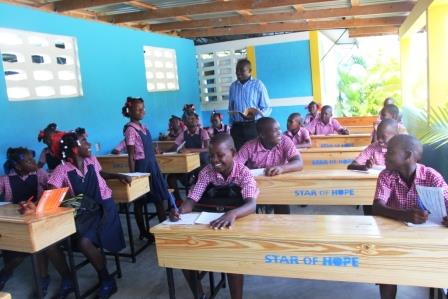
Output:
[348, 119, 399, 171]
[170, 133, 258, 299]
[372, 134, 448, 299]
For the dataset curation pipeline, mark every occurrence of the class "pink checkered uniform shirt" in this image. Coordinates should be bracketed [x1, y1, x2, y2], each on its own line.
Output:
[304, 112, 320, 126]
[0, 169, 49, 202]
[188, 161, 259, 202]
[174, 127, 210, 147]
[284, 127, 311, 146]
[307, 118, 343, 135]
[236, 135, 299, 169]
[48, 156, 112, 200]
[354, 142, 387, 166]
[124, 122, 148, 160]
[374, 163, 448, 210]
[206, 124, 231, 138]
[114, 140, 127, 153]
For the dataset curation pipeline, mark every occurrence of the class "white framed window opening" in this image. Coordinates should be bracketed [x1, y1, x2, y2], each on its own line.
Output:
[0, 28, 83, 101]
[143, 46, 179, 92]
[197, 48, 246, 108]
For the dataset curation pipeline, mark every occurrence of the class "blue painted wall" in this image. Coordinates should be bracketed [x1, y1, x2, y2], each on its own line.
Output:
[202, 40, 312, 131]
[0, 3, 200, 170]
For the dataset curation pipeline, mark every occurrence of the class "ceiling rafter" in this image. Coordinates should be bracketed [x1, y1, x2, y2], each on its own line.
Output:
[150, 2, 414, 32]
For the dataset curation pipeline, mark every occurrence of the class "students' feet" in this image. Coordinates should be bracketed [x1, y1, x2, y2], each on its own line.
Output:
[139, 231, 155, 243]
[0, 271, 12, 291]
[53, 277, 74, 299]
[96, 278, 117, 299]
[199, 294, 208, 299]
[32, 275, 51, 297]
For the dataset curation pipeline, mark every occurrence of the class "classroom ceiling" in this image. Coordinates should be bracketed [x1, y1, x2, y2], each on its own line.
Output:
[5, 0, 416, 44]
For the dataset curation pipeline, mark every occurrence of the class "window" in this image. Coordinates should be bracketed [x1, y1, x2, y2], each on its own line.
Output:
[143, 46, 179, 92]
[0, 28, 83, 101]
[196, 48, 246, 105]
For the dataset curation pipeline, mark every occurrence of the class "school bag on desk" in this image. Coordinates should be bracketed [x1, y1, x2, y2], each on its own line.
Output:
[194, 183, 245, 212]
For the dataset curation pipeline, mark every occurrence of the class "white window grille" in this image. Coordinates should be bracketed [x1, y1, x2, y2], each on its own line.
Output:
[197, 48, 246, 106]
[0, 28, 83, 101]
[143, 46, 179, 92]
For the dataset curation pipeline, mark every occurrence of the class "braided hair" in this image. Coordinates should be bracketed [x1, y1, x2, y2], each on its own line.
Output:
[3, 147, 34, 174]
[37, 123, 58, 143]
[75, 127, 87, 137]
[58, 132, 82, 163]
[122, 96, 144, 118]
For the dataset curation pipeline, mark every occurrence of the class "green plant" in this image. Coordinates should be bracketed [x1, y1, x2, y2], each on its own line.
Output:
[416, 105, 448, 147]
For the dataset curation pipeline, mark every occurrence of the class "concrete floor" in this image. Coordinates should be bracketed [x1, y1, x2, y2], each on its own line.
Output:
[2, 205, 429, 299]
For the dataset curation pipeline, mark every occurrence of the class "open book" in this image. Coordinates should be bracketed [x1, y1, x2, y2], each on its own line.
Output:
[406, 186, 447, 227]
[162, 212, 224, 225]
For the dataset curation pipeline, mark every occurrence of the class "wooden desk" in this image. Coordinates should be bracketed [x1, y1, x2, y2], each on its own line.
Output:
[256, 170, 378, 205]
[108, 174, 150, 204]
[155, 153, 200, 174]
[154, 141, 176, 153]
[0, 292, 11, 299]
[299, 147, 364, 170]
[335, 116, 377, 127]
[346, 125, 373, 134]
[311, 134, 371, 148]
[154, 214, 448, 299]
[98, 153, 199, 174]
[97, 154, 128, 173]
[0, 205, 76, 298]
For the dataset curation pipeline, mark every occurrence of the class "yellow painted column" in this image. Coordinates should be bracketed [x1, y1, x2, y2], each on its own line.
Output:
[309, 31, 322, 104]
[246, 46, 257, 78]
[428, 1, 448, 118]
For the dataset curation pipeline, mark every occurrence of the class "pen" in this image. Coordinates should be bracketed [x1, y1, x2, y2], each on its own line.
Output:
[416, 196, 431, 214]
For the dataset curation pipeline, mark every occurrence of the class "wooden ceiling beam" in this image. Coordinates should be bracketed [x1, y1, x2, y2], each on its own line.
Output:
[54, 0, 133, 12]
[150, 2, 415, 31]
[127, 1, 157, 10]
[179, 16, 406, 38]
[351, 0, 360, 6]
[107, 0, 336, 23]
[349, 26, 399, 37]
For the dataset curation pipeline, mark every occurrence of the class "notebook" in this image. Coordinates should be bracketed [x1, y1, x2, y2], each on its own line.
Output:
[36, 187, 69, 215]
[162, 212, 224, 225]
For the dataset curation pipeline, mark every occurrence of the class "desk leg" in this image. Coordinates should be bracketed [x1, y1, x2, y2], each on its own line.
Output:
[66, 237, 81, 299]
[192, 271, 200, 299]
[166, 268, 176, 299]
[123, 203, 136, 263]
[30, 253, 43, 299]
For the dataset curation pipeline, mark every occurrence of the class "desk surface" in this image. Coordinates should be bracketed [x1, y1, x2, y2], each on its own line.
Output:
[299, 146, 366, 153]
[312, 134, 371, 139]
[153, 214, 448, 288]
[0, 204, 74, 224]
[256, 170, 378, 181]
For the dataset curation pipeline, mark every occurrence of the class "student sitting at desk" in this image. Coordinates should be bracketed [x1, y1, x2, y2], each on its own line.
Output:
[348, 119, 399, 171]
[170, 133, 258, 299]
[236, 117, 303, 214]
[206, 111, 230, 138]
[284, 112, 311, 148]
[164, 115, 185, 140]
[376, 97, 395, 122]
[47, 131, 128, 299]
[167, 113, 210, 203]
[372, 134, 448, 299]
[0, 147, 51, 295]
[303, 100, 320, 126]
[37, 123, 62, 171]
[306, 105, 349, 135]
[372, 104, 407, 143]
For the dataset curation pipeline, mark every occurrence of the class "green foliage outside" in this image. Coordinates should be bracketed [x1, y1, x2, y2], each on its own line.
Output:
[335, 52, 402, 117]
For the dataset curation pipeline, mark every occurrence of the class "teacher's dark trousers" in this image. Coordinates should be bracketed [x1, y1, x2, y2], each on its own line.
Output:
[230, 121, 257, 151]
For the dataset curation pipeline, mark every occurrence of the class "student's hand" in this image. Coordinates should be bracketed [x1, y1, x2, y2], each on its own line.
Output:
[210, 211, 236, 229]
[442, 216, 448, 227]
[403, 208, 429, 224]
[340, 128, 350, 135]
[169, 208, 181, 222]
[365, 158, 374, 169]
[265, 166, 283, 176]
[118, 174, 132, 186]
[111, 149, 120, 155]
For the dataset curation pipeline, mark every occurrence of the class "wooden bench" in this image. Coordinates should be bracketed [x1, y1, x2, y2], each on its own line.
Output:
[299, 147, 364, 170]
[334, 116, 377, 127]
[311, 134, 371, 148]
[255, 170, 378, 205]
[153, 214, 448, 299]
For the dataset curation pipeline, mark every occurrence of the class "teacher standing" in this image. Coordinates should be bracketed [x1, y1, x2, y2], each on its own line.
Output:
[229, 58, 272, 150]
